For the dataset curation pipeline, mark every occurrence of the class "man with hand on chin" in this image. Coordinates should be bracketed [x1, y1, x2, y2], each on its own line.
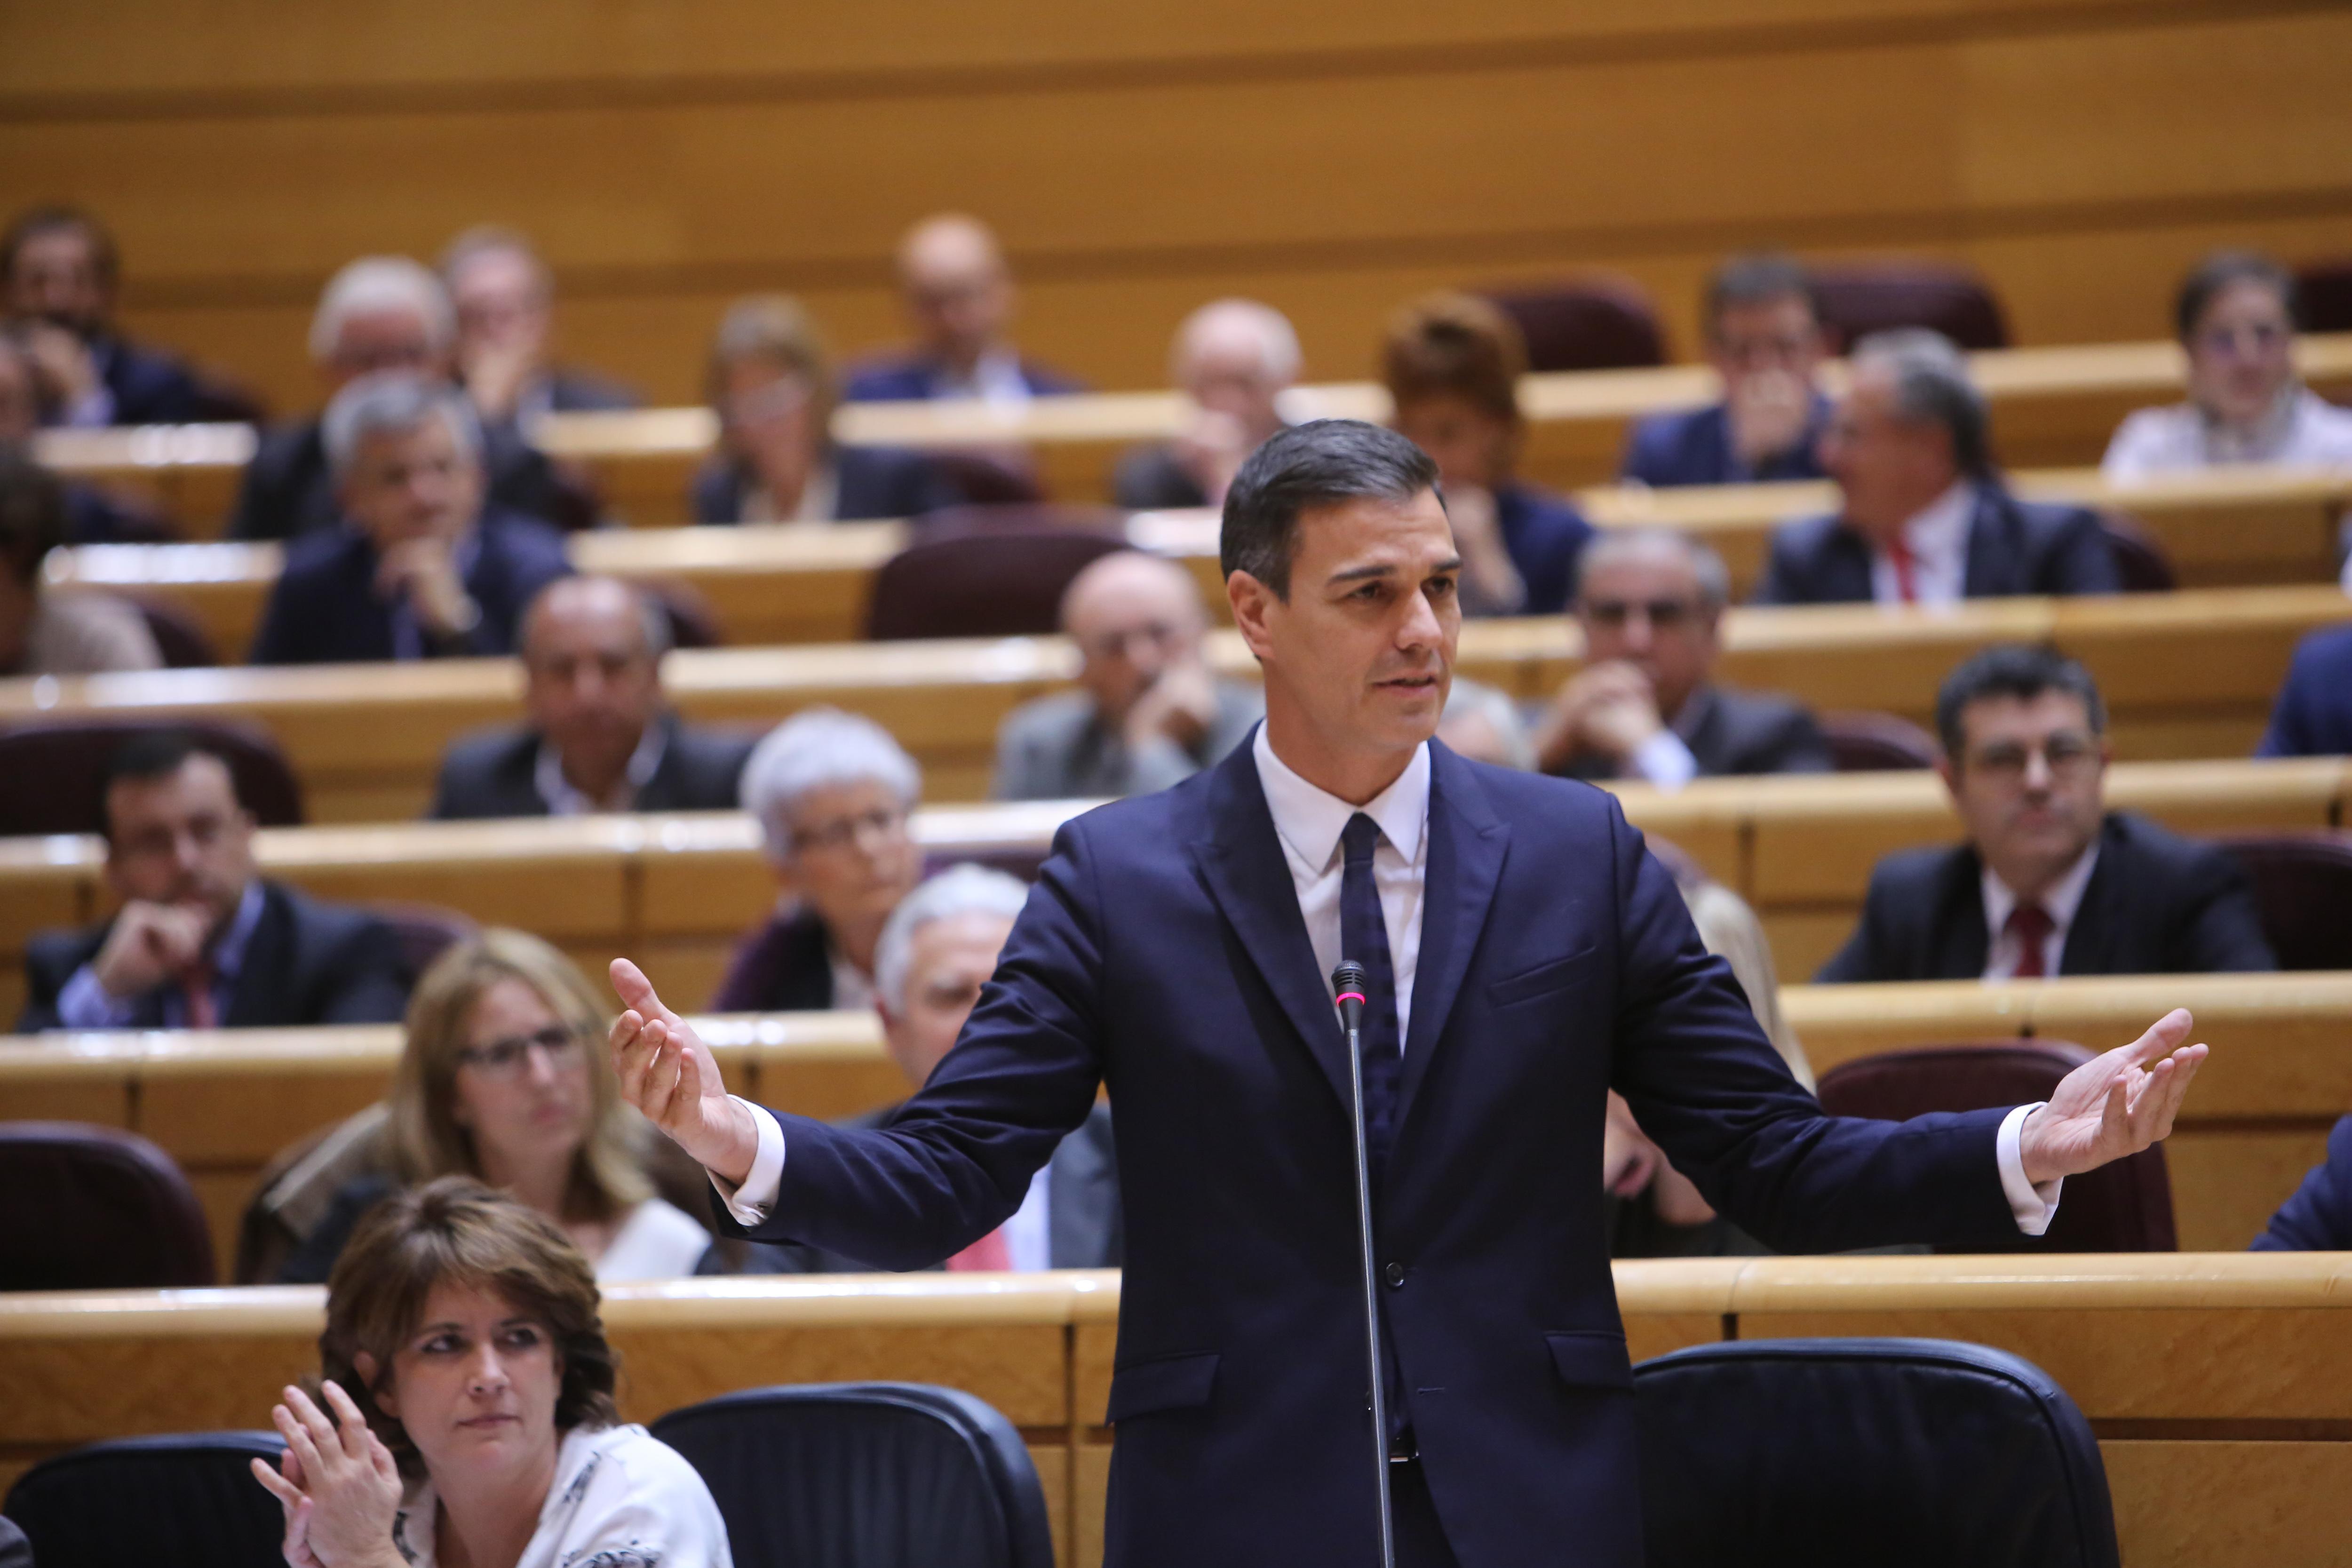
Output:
[605, 420, 2205, 1568]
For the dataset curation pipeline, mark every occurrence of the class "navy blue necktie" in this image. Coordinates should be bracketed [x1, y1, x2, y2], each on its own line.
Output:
[1341, 812, 1403, 1186]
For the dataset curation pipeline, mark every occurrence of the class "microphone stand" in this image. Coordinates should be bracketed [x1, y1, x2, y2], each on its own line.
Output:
[1332, 960, 1397, 1568]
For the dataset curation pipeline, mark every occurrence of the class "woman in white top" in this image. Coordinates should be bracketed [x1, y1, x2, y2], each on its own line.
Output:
[2103, 251, 2352, 480]
[254, 1176, 731, 1568]
[281, 930, 711, 1283]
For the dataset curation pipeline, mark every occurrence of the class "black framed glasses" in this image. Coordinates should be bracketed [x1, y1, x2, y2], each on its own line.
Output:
[456, 1024, 587, 1079]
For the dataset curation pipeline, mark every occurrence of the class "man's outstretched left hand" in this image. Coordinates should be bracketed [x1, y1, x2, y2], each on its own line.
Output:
[2018, 1008, 2207, 1186]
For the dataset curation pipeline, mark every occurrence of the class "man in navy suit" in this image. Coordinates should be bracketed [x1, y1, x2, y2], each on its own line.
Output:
[1755, 329, 2120, 605]
[608, 421, 2206, 1568]
[2253, 1114, 2352, 1250]
[1620, 254, 1832, 489]
[2257, 623, 2352, 757]
[842, 214, 1081, 405]
[3, 205, 231, 426]
[250, 373, 570, 664]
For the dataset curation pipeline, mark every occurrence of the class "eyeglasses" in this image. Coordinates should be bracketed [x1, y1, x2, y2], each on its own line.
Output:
[790, 804, 907, 855]
[1964, 732, 2100, 783]
[2194, 321, 2288, 359]
[1581, 597, 1702, 630]
[456, 1024, 587, 1079]
[1078, 622, 1185, 662]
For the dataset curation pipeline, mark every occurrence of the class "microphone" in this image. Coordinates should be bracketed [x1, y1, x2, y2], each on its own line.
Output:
[1331, 959, 1396, 1568]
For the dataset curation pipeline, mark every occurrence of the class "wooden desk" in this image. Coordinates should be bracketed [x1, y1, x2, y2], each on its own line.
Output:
[5, 587, 2343, 823]
[3, 1257, 2344, 1568]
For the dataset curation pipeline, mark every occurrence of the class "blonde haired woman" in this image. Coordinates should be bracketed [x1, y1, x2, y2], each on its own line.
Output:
[278, 930, 709, 1283]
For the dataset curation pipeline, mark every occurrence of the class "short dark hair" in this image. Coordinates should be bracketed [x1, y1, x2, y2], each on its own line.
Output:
[0, 447, 66, 588]
[1380, 292, 1527, 425]
[2175, 250, 2298, 342]
[99, 730, 242, 837]
[1705, 253, 1820, 332]
[1853, 329, 1992, 479]
[1220, 420, 1440, 598]
[1935, 644, 2106, 759]
[2, 206, 118, 293]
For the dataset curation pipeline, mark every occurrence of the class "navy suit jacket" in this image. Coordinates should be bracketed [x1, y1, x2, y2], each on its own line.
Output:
[248, 508, 572, 665]
[1753, 485, 2121, 605]
[2257, 624, 2352, 758]
[95, 334, 213, 425]
[690, 444, 956, 525]
[718, 739, 2026, 1567]
[841, 352, 1083, 402]
[1494, 483, 1594, 616]
[2253, 1113, 2352, 1250]
[426, 712, 755, 820]
[1619, 398, 1831, 487]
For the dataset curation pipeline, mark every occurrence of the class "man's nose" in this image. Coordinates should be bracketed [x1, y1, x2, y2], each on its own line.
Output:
[1397, 588, 1444, 649]
[1619, 611, 1656, 653]
[2022, 749, 2054, 791]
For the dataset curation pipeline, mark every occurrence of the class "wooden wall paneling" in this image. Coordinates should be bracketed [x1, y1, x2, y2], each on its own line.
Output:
[2101, 1441, 2352, 1568]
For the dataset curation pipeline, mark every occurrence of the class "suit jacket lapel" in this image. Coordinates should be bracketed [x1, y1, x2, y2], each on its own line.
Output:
[1395, 746, 1509, 1132]
[1961, 487, 2014, 597]
[1931, 850, 1992, 981]
[2059, 818, 2124, 976]
[224, 884, 291, 1028]
[1824, 525, 1876, 602]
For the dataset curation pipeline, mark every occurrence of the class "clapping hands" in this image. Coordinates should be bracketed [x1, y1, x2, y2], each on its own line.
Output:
[249, 1382, 402, 1568]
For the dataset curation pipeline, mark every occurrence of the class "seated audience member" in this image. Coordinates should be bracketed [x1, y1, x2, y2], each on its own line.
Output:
[993, 550, 1262, 800]
[1818, 645, 2277, 982]
[2105, 251, 2352, 480]
[1114, 299, 1300, 511]
[17, 731, 410, 1032]
[2257, 623, 2352, 756]
[0, 447, 161, 675]
[280, 931, 713, 1284]
[1621, 253, 1833, 488]
[725, 865, 1121, 1275]
[1534, 528, 1830, 786]
[843, 214, 1079, 404]
[254, 1178, 730, 1565]
[429, 577, 753, 818]
[1436, 677, 1537, 771]
[1754, 330, 2120, 605]
[0, 334, 166, 542]
[2, 204, 215, 426]
[249, 373, 571, 665]
[232, 256, 577, 541]
[440, 225, 638, 426]
[2252, 1113, 2352, 1250]
[692, 295, 953, 525]
[715, 708, 926, 1011]
[1383, 291, 1594, 615]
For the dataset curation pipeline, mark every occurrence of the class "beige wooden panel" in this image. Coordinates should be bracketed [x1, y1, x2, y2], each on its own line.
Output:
[0, 1079, 128, 1129]
[1074, 1442, 1111, 1568]
[2166, 1128, 2336, 1254]
[0, 1294, 324, 1447]
[1757, 911, 1859, 986]
[2102, 1440, 2352, 1568]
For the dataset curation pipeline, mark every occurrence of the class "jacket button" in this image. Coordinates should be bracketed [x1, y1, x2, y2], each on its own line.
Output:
[1384, 1262, 1406, 1289]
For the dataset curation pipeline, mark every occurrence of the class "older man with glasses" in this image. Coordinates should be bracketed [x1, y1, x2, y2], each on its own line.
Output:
[1820, 644, 2276, 983]
[1533, 528, 1831, 786]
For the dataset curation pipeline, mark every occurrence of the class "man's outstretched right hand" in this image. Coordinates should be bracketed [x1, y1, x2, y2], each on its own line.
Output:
[609, 957, 760, 1186]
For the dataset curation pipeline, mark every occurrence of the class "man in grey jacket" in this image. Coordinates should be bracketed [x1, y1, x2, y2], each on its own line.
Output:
[992, 549, 1262, 800]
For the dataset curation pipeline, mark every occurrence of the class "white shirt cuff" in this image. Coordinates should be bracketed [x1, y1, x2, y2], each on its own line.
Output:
[1630, 730, 1700, 792]
[1995, 1102, 2063, 1235]
[55, 965, 136, 1030]
[708, 1098, 786, 1225]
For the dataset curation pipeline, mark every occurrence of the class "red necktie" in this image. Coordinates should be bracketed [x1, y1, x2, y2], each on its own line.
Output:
[180, 961, 219, 1029]
[2005, 903, 2056, 979]
[1887, 540, 1920, 604]
[947, 1226, 1013, 1272]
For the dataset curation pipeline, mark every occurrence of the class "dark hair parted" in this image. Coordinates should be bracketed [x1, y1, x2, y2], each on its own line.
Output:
[0, 447, 67, 589]
[1219, 419, 1440, 599]
[2174, 251, 2298, 343]
[2, 206, 118, 292]
[99, 729, 244, 841]
[1934, 644, 2107, 761]
[319, 1176, 618, 1480]
[1380, 292, 1527, 425]
[1705, 253, 1820, 331]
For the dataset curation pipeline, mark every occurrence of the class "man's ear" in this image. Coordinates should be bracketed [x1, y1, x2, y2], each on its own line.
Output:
[1935, 756, 1960, 799]
[1227, 570, 1278, 663]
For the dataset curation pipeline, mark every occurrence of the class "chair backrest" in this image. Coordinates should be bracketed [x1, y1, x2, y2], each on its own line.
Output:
[119, 589, 222, 668]
[2097, 510, 2177, 593]
[4, 1432, 288, 1568]
[0, 1122, 215, 1289]
[1821, 709, 1941, 772]
[1635, 1337, 2119, 1568]
[1479, 277, 1667, 371]
[927, 447, 1050, 507]
[360, 900, 482, 987]
[634, 575, 728, 649]
[651, 1382, 1055, 1568]
[864, 509, 1130, 641]
[1815, 1043, 2176, 1251]
[1809, 262, 2010, 352]
[0, 718, 303, 836]
[2292, 259, 2352, 333]
[2212, 830, 2352, 971]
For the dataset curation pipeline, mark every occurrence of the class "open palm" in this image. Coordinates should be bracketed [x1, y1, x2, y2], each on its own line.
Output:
[2017, 1008, 2208, 1185]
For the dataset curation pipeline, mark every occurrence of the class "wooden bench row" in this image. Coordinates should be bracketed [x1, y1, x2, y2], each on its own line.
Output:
[42, 463, 2352, 659]
[33, 334, 2352, 528]
[4, 585, 2341, 823]
[1, 1255, 2345, 1567]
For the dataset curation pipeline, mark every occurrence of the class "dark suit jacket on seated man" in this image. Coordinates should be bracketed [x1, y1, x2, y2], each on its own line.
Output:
[2252, 1113, 2352, 1251]
[1535, 528, 1831, 786]
[841, 213, 1081, 406]
[607, 422, 2206, 1568]
[1819, 644, 2276, 983]
[17, 732, 409, 1032]
[2257, 623, 2352, 758]
[427, 576, 753, 819]
[248, 373, 571, 665]
[5, 203, 230, 427]
[1750, 328, 2119, 606]
[1619, 253, 1833, 489]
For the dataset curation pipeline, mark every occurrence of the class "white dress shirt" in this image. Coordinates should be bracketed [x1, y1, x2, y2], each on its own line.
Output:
[1867, 480, 1974, 607]
[1981, 844, 2102, 981]
[533, 722, 669, 815]
[720, 724, 2059, 1232]
[2102, 388, 2352, 480]
[937, 346, 1037, 410]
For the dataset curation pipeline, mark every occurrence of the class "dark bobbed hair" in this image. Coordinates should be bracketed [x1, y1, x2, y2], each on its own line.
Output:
[319, 1176, 618, 1481]
[1934, 644, 2107, 760]
[2, 205, 119, 292]
[0, 447, 66, 588]
[1704, 252, 1820, 332]
[1380, 292, 1528, 425]
[2174, 250, 2298, 343]
[1220, 419, 1440, 599]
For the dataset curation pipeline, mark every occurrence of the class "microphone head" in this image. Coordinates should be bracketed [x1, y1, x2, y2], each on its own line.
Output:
[1331, 960, 1367, 993]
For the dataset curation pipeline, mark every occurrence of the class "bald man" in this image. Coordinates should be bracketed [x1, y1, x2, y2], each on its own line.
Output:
[1115, 298, 1302, 511]
[992, 550, 1264, 800]
[427, 576, 755, 819]
[842, 213, 1082, 405]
